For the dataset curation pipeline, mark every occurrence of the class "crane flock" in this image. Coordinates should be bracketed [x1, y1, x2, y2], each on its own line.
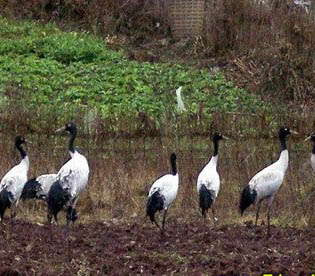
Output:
[0, 124, 313, 237]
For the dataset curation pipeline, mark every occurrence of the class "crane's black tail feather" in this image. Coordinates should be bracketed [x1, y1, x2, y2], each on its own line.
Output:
[21, 177, 41, 200]
[240, 185, 257, 215]
[47, 181, 71, 221]
[199, 184, 214, 216]
[146, 191, 164, 223]
[0, 190, 12, 220]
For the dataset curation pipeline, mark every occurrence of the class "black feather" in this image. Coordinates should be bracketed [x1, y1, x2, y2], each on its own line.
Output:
[21, 178, 41, 200]
[146, 191, 164, 223]
[240, 185, 257, 215]
[199, 184, 214, 216]
[47, 181, 71, 221]
[0, 189, 12, 220]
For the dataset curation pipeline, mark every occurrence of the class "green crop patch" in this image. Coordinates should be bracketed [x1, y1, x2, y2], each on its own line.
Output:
[0, 17, 269, 132]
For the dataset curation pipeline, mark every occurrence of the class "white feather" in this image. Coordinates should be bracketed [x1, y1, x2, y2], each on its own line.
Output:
[0, 157, 29, 203]
[249, 150, 288, 201]
[311, 153, 315, 172]
[148, 173, 179, 209]
[35, 173, 57, 199]
[57, 151, 89, 200]
[197, 155, 220, 201]
[176, 86, 186, 112]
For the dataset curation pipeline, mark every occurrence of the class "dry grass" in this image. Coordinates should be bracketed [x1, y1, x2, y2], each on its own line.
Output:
[0, 125, 315, 230]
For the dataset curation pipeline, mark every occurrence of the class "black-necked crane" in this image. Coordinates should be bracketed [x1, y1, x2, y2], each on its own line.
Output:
[146, 153, 178, 236]
[239, 127, 297, 236]
[305, 132, 315, 171]
[21, 173, 57, 201]
[47, 122, 89, 224]
[197, 133, 228, 226]
[0, 136, 30, 222]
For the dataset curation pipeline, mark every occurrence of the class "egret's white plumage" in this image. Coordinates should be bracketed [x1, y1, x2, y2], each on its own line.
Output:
[305, 132, 315, 171]
[146, 153, 178, 235]
[21, 173, 57, 201]
[176, 87, 186, 112]
[0, 136, 29, 222]
[240, 127, 296, 236]
[47, 122, 89, 224]
[197, 133, 228, 224]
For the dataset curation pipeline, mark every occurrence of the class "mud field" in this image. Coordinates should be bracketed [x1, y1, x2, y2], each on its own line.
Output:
[0, 218, 315, 276]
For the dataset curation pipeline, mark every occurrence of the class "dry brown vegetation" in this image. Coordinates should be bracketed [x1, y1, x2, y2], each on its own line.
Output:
[0, 130, 313, 228]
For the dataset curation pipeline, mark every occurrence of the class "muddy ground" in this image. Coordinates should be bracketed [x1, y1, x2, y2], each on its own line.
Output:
[0, 218, 314, 275]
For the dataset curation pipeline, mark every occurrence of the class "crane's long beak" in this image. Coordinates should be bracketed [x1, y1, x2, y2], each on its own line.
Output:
[25, 139, 32, 144]
[290, 130, 299, 135]
[222, 135, 230, 140]
[55, 125, 66, 133]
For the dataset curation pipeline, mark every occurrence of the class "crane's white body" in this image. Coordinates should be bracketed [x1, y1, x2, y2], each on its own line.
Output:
[197, 155, 220, 201]
[248, 150, 288, 202]
[35, 174, 57, 199]
[148, 173, 179, 209]
[311, 153, 315, 172]
[0, 157, 29, 205]
[57, 150, 89, 203]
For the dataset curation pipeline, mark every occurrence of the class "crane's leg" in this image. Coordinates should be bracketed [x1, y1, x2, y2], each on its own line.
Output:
[10, 201, 18, 223]
[161, 209, 168, 236]
[47, 206, 59, 225]
[267, 196, 274, 237]
[202, 210, 207, 224]
[66, 197, 79, 224]
[153, 218, 161, 231]
[255, 199, 263, 225]
[47, 208, 53, 224]
[212, 207, 216, 228]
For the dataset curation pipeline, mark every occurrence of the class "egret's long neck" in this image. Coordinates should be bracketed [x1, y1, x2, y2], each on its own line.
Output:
[170, 158, 177, 175]
[69, 129, 77, 154]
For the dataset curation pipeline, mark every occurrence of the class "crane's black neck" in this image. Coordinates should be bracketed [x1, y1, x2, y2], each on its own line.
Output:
[170, 157, 177, 175]
[68, 128, 77, 154]
[312, 140, 315, 154]
[213, 139, 219, 157]
[16, 144, 27, 159]
[280, 135, 287, 151]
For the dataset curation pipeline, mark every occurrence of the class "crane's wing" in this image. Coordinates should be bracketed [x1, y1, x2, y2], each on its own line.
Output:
[0, 174, 26, 202]
[249, 170, 284, 198]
